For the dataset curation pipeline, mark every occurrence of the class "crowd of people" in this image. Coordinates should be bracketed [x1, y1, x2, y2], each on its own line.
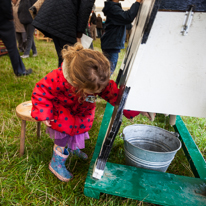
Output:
[0, 0, 137, 76]
[0, 0, 146, 183]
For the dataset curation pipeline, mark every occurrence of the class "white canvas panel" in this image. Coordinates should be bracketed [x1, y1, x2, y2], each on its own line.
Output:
[124, 12, 206, 118]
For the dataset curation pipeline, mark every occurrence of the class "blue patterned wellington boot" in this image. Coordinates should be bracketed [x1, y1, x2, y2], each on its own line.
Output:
[69, 147, 88, 160]
[49, 146, 73, 182]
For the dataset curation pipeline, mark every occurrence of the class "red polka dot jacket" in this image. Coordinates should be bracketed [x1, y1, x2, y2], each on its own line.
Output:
[31, 67, 119, 136]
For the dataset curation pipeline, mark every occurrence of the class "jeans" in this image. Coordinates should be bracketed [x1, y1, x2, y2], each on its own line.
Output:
[103, 50, 119, 75]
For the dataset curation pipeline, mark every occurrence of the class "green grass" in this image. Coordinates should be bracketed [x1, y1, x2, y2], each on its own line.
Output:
[0, 38, 205, 205]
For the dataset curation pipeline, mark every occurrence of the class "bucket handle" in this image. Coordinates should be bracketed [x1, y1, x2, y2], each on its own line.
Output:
[119, 133, 124, 140]
[171, 132, 179, 138]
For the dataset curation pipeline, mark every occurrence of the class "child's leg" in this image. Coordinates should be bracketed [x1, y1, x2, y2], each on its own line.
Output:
[66, 132, 89, 160]
[54, 144, 64, 153]
[49, 137, 73, 182]
[69, 147, 88, 160]
[54, 136, 69, 153]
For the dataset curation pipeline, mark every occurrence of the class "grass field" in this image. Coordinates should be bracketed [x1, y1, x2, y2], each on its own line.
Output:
[0, 38, 205, 205]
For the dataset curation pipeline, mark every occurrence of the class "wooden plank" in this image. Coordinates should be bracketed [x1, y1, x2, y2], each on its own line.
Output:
[174, 116, 206, 180]
[85, 162, 206, 205]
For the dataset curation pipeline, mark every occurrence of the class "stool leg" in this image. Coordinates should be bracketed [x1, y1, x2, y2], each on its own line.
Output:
[37, 122, 41, 138]
[20, 120, 26, 156]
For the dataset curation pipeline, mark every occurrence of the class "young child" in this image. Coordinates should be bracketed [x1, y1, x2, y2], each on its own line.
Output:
[31, 43, 119, 182]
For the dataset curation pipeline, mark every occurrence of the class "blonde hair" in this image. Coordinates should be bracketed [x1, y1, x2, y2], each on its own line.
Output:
[61, 43, 111, 100]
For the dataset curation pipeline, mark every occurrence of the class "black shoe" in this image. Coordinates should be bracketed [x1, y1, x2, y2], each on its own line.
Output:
[16, 68, 33, 77]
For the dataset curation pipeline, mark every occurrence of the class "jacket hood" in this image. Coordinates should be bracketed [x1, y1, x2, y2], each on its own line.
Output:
[102, 1, 121, 16]
[62, 60, 74, 86]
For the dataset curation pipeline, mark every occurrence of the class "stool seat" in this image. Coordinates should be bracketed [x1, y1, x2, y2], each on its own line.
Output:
[16, 100, 41, 156]
[16, 101, 36, 122]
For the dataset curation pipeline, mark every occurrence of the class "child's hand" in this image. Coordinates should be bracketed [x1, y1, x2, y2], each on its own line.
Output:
[42, 119, 54, 127]
[123, 110, 156, 121]
[140, 112, 156, 121]
[76, 38, 81, 43]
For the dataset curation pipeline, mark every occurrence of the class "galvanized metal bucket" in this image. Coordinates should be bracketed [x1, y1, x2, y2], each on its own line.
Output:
[122, 124, 182, 172]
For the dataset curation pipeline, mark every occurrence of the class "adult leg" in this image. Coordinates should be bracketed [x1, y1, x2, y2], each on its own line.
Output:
[93, 25, 97, 40]
[103, 51, 119, 75]
[97, 28, 100, 38]
[97, 28, 102, 38]
[0, 21, 26, 75]
[90, 24, 96, 40]
[31, 34, 37, 56]
[51, 35, 73, 67]
[90, 25, 94, 39]
[22, 32, 27, 51]
[23, 24, 37, 56]
[16, 32, 24, 52]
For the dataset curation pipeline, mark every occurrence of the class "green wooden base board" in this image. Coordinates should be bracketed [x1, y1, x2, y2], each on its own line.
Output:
[84, 103, 206, 205]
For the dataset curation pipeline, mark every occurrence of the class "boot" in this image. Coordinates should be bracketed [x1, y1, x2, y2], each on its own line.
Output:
[49, 146, 73, 182]
[69, 147, 88, 160]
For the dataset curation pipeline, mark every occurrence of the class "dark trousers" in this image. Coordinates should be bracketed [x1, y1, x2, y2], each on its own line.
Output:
[97, 28, 102, 38]
[0, 21, 26, 75]
[16, 32, 27, 52]
[51, 35, 73, 67]
[23, 24, 37, 56]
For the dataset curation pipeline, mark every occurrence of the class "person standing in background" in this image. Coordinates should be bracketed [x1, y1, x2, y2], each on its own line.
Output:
[12, 0, 27, 53]
[101, 0, 142, 75]
[32, 0, 95, 67]
[0, 0, 32, 76]
[89, 10, 97, 40]
[18, 0, 37, 58]
[96, 14, 103, 38]
[102, 18, 106, 35]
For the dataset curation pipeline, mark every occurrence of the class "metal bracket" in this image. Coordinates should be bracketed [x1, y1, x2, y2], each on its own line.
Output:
[181, 6, 194, 36]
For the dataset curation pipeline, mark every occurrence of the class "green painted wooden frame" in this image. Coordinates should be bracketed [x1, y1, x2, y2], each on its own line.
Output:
[84, 103, 206, 205]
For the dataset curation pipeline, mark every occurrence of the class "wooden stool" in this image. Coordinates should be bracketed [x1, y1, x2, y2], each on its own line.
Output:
[16, 101, 41, 156]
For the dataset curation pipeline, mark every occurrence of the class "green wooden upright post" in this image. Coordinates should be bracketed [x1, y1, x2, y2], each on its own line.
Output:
[174, 116, 206, 180]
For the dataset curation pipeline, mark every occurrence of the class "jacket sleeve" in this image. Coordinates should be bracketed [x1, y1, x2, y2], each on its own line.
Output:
[99, 80, 119, 106]
[99, 80, 141, 120]
[111, 2, 140, 25]
[76, 0, 95, 35]
[31, 70, 60, 121]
